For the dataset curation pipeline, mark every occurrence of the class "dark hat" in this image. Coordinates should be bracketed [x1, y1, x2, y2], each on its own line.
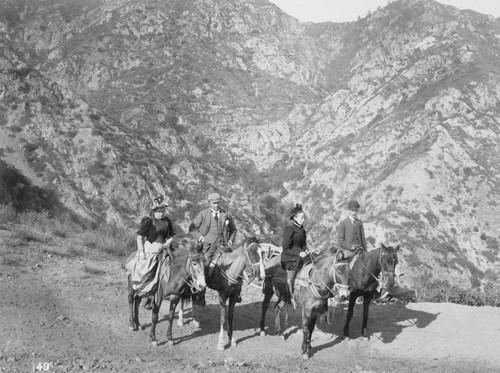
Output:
[289, 203, 303, 219]
[348, 200, 361, 211]
[151, 195, 169, 211]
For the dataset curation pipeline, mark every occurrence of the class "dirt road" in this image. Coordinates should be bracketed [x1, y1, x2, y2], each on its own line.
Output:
[1, 226, 499, 372]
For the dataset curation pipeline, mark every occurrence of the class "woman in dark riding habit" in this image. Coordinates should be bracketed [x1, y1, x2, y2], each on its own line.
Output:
[280, 203, 309, 309]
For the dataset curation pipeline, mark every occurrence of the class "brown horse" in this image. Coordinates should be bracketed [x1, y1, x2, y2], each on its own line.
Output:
[343, 243, 400, 339]
[259, 252, 351, 359]
[127, 239, 206, 346]
[186, 237, 264, 350]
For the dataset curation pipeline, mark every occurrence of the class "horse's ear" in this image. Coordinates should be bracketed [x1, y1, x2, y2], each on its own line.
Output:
[380, 242, 387, 249]
[395, 244, 401, 251]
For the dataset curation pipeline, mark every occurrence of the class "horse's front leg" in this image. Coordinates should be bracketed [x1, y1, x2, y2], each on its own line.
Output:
[228, 295, 237, 348]
[177, 298, 185, 327]
[189, 295, 200, 328]
[274, 298, 286, 339]
[127, 278, 139, 331]
[217, 295, 227, 350]
[301, 302, 317, 360]
[304, 309, 319, 360]
[260, 285, 274, 337]
[149, 299, 161, 347]
[165, 297, 180, 345]
[343, 292, 357, 339]
[361, 293, 373, 339]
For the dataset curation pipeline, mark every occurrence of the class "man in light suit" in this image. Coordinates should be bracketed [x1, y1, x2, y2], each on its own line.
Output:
[337, 199, 367, 260]
[191, 192, 237, 271]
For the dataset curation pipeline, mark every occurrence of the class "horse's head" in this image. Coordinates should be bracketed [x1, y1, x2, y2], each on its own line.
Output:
[378, 243, 400, 296]
[242, 237, 265, 283]
[333, 261, 350, 299]
[187, 241, 206, 293]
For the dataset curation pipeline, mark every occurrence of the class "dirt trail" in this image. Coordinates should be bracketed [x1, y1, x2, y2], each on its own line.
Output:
[1, 226, 499, 372]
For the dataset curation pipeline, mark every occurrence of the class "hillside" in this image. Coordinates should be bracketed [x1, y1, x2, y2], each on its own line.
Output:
[0, 0, 499, 291]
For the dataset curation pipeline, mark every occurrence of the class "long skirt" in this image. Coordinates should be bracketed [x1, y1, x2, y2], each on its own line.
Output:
[126, 242, 163, 297]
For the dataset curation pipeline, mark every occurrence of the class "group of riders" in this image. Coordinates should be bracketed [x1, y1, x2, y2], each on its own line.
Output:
[126, 192, 367, 309]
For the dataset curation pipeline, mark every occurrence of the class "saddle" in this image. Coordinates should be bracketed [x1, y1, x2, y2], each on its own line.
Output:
[338, 250, 362, 270]
[294, 263, 314, 289]
[207, 244, 232, 277]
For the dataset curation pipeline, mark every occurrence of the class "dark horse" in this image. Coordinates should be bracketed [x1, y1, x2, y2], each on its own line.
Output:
[343, 243, 400, 339]
[127, 239, 206, 346]
[259, 251, 351, 359]
[186, 237, 264, 350]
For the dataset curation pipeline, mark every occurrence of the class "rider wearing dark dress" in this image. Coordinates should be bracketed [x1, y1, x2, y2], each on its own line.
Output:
[281, 204, 309, 309]
[133, 195, 175, 309]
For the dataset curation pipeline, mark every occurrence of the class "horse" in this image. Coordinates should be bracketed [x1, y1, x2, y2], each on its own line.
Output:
[258, 251, 351, 360]
[342, 243, 400, 339]
[127, 239, 206, 346]
[184, 237, 265, 350]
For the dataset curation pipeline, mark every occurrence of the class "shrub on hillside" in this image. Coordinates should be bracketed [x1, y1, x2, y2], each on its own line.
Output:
[0, 203, 17, 224]
[79, 224, 135, 257]
[413, 270, 499, 307]
[0, 159, 62, 215]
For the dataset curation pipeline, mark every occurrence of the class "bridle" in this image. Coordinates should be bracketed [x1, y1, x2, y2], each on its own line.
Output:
[362, 246, 396, 285]
[308, 260, 349, 300]
[219, 243, 265, 285]
[185, 252, 205, 293]
[242, 243, 265, 283]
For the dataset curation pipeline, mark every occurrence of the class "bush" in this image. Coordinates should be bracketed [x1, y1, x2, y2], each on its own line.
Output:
[413, 270, 499, 307]
[78, 224, 135, 257]
[0, 204, 17, 224]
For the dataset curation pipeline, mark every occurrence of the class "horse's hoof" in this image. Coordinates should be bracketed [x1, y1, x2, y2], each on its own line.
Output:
[259, 331, 266, 338]
[167, 340, 174, 346]
[302, 353, 309, 360]
[177, 321, 184, 327]
[192, 320, 200, 328]
[151, 341, 158, 347]
[231, 339, 237, 348]
[217, 344, 225, 351]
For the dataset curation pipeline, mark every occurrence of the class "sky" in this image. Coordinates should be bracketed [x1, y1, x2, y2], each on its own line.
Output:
[267, 0, 500, 23]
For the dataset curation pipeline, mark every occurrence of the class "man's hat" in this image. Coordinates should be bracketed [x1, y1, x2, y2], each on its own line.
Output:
[208, 192, 221, 202]
[348, 200, 361, 211]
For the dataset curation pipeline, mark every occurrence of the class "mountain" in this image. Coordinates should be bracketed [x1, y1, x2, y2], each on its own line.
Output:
[0, 0, 499, 291]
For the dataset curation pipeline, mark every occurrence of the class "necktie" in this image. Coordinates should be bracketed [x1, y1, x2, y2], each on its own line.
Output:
[214, 212, 218, 221]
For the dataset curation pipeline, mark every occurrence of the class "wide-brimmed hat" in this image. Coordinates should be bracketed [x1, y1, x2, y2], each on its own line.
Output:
[348, 200, 361, 211]
[151, 195, 169, 211]
[208, 192, 221, 202]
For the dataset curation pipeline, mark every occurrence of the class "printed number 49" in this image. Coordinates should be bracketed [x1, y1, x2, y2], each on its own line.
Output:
[34, 362, 52, 371]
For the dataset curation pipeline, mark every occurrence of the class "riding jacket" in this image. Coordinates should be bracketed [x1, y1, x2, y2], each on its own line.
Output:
[281, 222, 307, 264]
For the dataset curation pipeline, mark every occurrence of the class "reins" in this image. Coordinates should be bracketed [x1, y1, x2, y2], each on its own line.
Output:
[307, 254, 349, 300]
[217, 243, 264, 285]
[162, 250, 204, 295]
[359, 247, 395, 285]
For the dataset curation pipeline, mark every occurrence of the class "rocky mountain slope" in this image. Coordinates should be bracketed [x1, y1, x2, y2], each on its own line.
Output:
[0, 0, 499, 290]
